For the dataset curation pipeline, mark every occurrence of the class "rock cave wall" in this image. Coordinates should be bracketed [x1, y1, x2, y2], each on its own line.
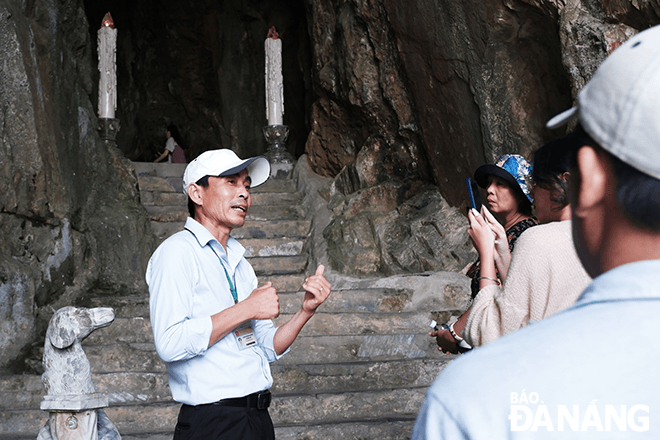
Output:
[0, 0, 154, 373]
[304, 0, 659, 275]
[0, 0, 659, 372]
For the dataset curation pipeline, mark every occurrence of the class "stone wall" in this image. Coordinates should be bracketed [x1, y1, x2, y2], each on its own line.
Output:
[0, 0, 154, 373]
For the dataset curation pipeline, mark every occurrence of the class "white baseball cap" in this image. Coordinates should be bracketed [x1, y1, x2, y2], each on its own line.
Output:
[182, 149, 270, 195]
[546, 24, 660, 180]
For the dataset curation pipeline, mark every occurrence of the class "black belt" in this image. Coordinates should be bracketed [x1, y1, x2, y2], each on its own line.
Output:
[212, 390, 272, 410]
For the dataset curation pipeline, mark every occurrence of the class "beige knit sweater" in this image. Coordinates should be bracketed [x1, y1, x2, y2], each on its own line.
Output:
[463, 220, 592, 347]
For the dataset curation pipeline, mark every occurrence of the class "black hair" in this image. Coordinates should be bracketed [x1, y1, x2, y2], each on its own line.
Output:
[187, 175, 209, 219]
[167, 124, 183, 148]
[513, 185, 534, 217]
[532, 132, 585, 209]
[572, 125, 660, 232]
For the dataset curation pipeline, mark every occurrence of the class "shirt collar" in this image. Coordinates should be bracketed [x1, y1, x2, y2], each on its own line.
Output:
[184, 217, 246, 269]
[575, 259, 660, 306]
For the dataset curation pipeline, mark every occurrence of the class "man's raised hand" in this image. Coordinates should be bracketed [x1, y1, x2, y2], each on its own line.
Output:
[302, 265, 331, 314]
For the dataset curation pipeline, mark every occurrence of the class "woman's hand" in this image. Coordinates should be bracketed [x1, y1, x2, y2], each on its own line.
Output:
[430, 329, 459, 355]
[468, 208, 495, 260]
[482, 206, 512, 281]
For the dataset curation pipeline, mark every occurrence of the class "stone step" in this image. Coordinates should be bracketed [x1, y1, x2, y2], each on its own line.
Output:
[72, 284, 439, 354]
[84, 275, 307, 318]
[77, 331, 437, 374]
[133, 162, 187, 178]
[83, 309, 432, 346]
[149, 232, 308, 259]
[251, 191, 302, 206]
[275, 334, 437, 365]
[271, 358, 448, 395]
[85, 295, 152, 319]
[254, 178, 296, 193]
[262, 274, 307, 293]
[241, 237, 305, 257]
[81, 344, 165, 374]
[134, 163, 294, 192]
[0, 388, 425, 438]
[274, 311, 431, 337]
[149, 218, 312, 242]
[278, 288, 413, 314]
[0, 358, 452, 411]
[134, 174, 184, 194]
[137, 175, 177, 193]
[140, 191, 187, 206]
[115, 435, 172, 440]
[271, 388, 426, 426]
[233, 219, 312, 239]
[245, 204, 306, 221]
[0, 417, 416, 440]
[275, 420, 415, 440]
[115, 421, 416, 440]
[137, 177, 297, 206]
[84, 317, 153, 344]
[134, 164, 293, 188]
[0, 407, 46, 439]
[104, 422, 415, 440]
[0, 373, 171, 410]
[0, 375, 43, 410]
[248, 255, 308, 276]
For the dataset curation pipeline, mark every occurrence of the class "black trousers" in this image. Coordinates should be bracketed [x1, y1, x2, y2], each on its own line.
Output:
[173, 402, 275, 440]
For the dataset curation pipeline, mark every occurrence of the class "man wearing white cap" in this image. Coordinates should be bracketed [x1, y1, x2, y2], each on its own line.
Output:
[147, 149, 331, 439]
[412, 25, 660, 439]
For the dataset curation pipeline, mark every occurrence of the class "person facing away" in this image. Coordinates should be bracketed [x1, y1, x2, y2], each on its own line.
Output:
[434, 135, 592, 353]
[147, 149, 331, 439]
[154, 124, 186, 163]
[413, 24, 660, 439]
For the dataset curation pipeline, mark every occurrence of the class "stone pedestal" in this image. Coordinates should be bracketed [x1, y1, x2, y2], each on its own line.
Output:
[41, 394, 109, 412]
[46, 410, 98, 440]
[39, 394, 109, 440]
[263, 125, 295, 179]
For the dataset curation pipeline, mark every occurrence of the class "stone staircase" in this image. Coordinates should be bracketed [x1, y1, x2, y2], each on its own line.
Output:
[0, 162, 464, 439]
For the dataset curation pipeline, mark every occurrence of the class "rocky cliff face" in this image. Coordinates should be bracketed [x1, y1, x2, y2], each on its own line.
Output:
[0, 0, 658, 372]
[305, 0, 658, 275]
[0, 0, 154, 373]
[304, 0, 659, 203]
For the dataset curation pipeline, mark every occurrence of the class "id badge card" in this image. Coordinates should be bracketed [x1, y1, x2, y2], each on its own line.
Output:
[234, 322, 257, 350]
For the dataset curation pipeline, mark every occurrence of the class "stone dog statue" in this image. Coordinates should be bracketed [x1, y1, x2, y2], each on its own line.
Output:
[38, 306, 121, 440]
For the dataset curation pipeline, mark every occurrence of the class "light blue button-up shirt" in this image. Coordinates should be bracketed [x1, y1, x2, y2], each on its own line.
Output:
[412, 260, 660, 439]
[147, 217, 284, 405]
